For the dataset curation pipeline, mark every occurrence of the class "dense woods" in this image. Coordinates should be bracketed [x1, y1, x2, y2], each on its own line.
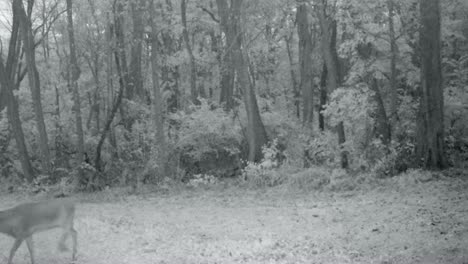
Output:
[0, 0, 467, 191]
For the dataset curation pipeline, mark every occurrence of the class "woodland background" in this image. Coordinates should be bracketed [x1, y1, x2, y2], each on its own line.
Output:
[0, 0, 467, 193]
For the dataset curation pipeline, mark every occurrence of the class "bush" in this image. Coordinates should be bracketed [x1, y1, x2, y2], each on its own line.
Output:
[173, 100, 243, 180]
[242, 139, 286, 187]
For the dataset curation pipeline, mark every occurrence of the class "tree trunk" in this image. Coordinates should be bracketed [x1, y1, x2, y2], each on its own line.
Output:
[416, 0, 447, 169]
[230, 0, 268, 162]
[217, 0, 235, 110]
[0, 59, 35, 182]
[317, 0, 348, 169]
[181, 0, 199, 104]
[319, 62, 327, 131]
[15, 0, 51, 173]
[387, 0, 398, 135]
[285, 32, 300, 118]
[370, 78, 391, 144]
[149, 0, 167, 177]
[93, 0, 127, 177]
[296, 1, 314, 126]
[129, 0, 145, 101]
[66, 0, 85, 165]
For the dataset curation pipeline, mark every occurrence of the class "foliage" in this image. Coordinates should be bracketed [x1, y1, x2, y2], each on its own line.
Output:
[174, 99, 243, 178]
[241, 139, 286, 187]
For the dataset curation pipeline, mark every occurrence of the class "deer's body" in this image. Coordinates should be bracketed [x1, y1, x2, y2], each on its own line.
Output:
[0, 199, 77, 264]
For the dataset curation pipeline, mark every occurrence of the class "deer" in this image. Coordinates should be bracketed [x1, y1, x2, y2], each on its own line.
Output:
[0, 198, 77, 264]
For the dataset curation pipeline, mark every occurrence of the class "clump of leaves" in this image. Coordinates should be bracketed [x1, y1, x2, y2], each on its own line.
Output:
[187, 174, 218, 188]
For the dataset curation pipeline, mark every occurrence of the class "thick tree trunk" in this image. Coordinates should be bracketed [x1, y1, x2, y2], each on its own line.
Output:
[66, 0, 85, 165]
[15, 0, 51, 173]
[181, 0, 199, 104]
[296, 1, 314, 126]
[416, 0, 447, 169]
[317, 1, 348, 169]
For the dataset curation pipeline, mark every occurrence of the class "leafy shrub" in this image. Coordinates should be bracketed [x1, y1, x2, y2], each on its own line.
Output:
[174, 100, 243, 179]
[242, 139, 286, 187]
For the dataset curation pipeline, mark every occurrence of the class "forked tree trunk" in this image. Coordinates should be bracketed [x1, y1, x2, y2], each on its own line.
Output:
[317, 0, 348, 169]
[15, 0, 51, 173]
[181, 0, 199, 104]
[230, 0, 268, 162]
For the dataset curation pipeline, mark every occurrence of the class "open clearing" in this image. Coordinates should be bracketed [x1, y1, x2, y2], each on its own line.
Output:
[1, 176, 468, 263]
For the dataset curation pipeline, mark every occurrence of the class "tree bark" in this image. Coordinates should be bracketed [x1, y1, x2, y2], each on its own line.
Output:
[416, 0, 447, 169]
[317, 0, 348, 169]
[66, 0, 85, 165]
[15, 0, 51, 173]
[230, 0, 268, 162]
[181, 0, 199, 104]
[297, 1, 314, 126]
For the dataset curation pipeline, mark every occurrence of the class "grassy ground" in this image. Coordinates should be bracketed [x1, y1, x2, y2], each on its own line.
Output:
[1, 173, 467, 263]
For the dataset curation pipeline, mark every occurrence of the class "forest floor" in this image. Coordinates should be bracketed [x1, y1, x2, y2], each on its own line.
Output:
[1, 172, 468, 264]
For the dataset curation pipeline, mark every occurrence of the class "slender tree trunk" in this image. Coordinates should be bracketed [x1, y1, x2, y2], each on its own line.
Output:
[416, 0, 447, 169]
[230, 0, 268, 162]
[129, 0, 145, 101]
[149, 0, 167, 177]
[66, 0, 85, 165]
[285, 32, 299, 118]
[319, 63, 327, 131]
[181, 0, 199, 104]
[387, 0, 398, 135]
[93, 0, 127, 177]
[15, 0, 51, 173]
[317, 0, 348, 169]
[296, 1, 314, 126]
[217, 0, 235, 110]
[370, 78, 391, 144]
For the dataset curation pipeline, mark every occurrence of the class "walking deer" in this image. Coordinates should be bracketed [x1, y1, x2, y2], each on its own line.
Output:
[0, 198, 77, 264]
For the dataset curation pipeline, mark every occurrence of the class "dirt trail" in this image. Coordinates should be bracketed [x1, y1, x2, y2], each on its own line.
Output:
[1, 177, 467, 263]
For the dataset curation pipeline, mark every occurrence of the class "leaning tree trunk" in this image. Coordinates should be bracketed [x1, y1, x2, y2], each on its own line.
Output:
[231, 0, 268, 162]
[317, 0, 348, 169]
[15, 0, 51, 173]
[416, 0, 447, 169]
